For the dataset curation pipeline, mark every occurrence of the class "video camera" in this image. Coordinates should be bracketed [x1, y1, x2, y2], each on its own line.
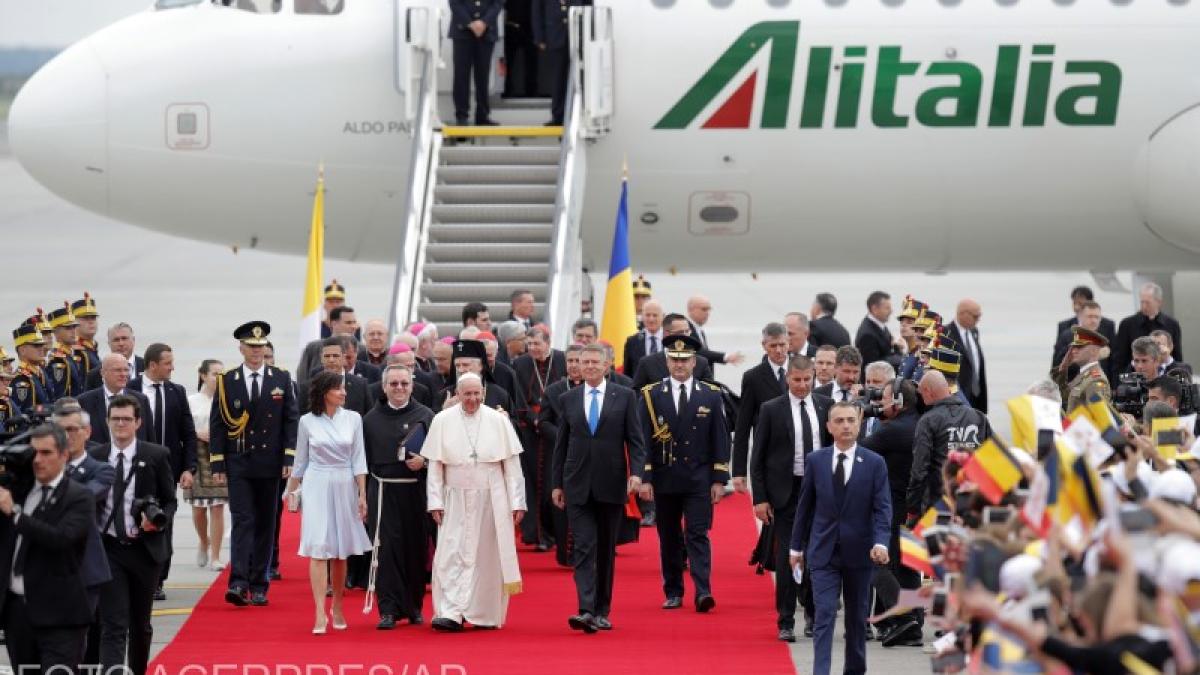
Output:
[1165, 366, 1200, 416]
[132, 496, 168, 530]
[1113, 372, 1148, 417]
[0, 409, 51, 493]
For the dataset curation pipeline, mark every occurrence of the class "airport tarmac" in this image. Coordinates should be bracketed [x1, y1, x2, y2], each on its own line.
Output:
[0, 120, 1180, 674]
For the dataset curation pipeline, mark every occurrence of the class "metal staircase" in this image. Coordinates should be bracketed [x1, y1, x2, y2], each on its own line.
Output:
[418, 142, 561, 336]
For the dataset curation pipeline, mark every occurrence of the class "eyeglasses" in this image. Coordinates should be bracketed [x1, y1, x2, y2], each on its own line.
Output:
[108, 416, 136, 424]
[386, 381, 412, 388]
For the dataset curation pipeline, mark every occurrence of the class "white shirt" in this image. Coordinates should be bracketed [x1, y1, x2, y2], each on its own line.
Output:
[670, 377, 693, 413]
[242, 364, 266, 399]
[831, 444, 857, 484]
[126, 355, 138, 375]
[768, 358, 787, 384]
[141, 375, 166, 439]
[866, 314, 887, 331]
[102, 442, 138, 539]
[582, 378, 607, 420]
[789, 393, 820, 476]
[103, 386, 123, 410]
[829, 382, 854, 403]
[10, 471, 66, 595]
[644, 329, 664, 355]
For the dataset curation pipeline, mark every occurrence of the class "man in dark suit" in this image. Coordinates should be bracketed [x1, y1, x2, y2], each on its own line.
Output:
[685, 294, 744, 368]
[731, 322, 790, 493]
[945, 298, 987, 412]
[790, 402, 892, 675]
[480, 332, 525, 416]
[211, 321, 300, 607]
[52, 401, 114, 666]
[1113, 282, 1184, 374]
[785, 312, 818, 358]
[502, 0, 539, 98]
[637, 335, 729, 612]
[93, 396, 178, 675]
[78, 354, 154, 445]
[860, 379, 924, 647]
[85, 322, 144, 392]
[814, 345, 863, 404]
[297, 306, 361, 387]
[344, 339, 381, 385]
[507, 288, 538, 329]
[532, 0, 591, 125]
[631, 313, 714, 389]
[129, 343, 197, 600]
[749, 355, 832, 642]
[449, 0, 503, 125]
[538, 344, 584, 566]
[855, 291, 903, 370]
[0, 423, 96, 672]
[1051, 300, 1116, 380]
[622, 299, 663, 377]
[551, 343, 646, 633]
[512, 328, 566, 548]
[808, 293, 851, 349]
[300, 337, 372, 415]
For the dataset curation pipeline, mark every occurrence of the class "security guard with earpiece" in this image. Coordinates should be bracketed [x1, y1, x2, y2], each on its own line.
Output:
[637, 334, 729, 614]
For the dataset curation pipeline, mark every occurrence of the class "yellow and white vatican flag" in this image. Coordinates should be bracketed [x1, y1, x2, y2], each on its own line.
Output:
[299, 166, 326, 350]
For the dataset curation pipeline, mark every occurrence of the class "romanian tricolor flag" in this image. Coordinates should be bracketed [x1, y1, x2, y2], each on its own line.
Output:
[299, 165, 326, 351]
[1043, 436, 1105, 529]
[899, 529, 934, 577]
[913, 496, 952, 537]
[599, 171, 638, 373]
[962, 436, 1025, 505]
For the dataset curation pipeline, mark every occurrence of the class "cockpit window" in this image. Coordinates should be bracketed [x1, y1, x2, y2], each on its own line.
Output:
[295, 0, 344, 14]
[213, 0, 282, 12]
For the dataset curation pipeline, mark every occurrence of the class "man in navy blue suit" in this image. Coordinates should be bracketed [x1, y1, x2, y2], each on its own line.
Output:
[790, 401, 892, 675]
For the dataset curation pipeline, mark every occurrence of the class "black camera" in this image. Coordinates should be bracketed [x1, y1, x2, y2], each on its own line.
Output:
[0, 412, 49, 492]
[1113, 372, 1148, 417]
[1165, 366, 1200, 416]
[858, 387, 885, 419]
[132, 496, 168, 530]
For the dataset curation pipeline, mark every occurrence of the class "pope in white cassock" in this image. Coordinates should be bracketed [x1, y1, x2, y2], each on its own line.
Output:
[423, 372, 527, 631]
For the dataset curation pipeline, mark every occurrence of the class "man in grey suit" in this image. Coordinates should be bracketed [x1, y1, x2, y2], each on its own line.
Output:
[295, 307, 361, 386]
[551, 344, 646, 634]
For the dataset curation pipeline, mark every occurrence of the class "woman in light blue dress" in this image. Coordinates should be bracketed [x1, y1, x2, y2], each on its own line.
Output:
[284, 370, 372, 634]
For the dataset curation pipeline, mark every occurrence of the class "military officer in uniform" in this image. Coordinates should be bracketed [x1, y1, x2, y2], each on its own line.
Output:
[10, 324, 51, 414]
[210, 321, 300, 607]
[0, 346, 14, 378]
[448, 0, 503, 126]
[637, 334, 729, 613]
[532, 0, 591, 126]
[0, 368, 14, 428]
[71, 293, 102, 375]
[46, 303, 85, 399]
[632, 275, 653, 329]
[1054, 326, 1112, 414]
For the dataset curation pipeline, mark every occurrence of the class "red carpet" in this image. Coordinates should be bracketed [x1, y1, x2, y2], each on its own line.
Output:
[151, 493, 794, 675]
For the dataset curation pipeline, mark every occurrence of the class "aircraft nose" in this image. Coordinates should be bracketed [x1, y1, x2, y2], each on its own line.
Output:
[8, 42, 109, 214]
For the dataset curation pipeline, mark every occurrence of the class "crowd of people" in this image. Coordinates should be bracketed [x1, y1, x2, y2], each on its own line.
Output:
[1, 277, 1199, 674]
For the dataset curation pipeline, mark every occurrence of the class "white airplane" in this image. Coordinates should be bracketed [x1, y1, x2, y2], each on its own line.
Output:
[9, 0, 1200, 279]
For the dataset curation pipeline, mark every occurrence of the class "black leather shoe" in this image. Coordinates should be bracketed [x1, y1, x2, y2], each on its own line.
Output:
[431, 617, 464, 632]
[224, 589, 249, 607]
[270, 570, 282, 581]
[544, 119, 564, 126]
[804, 620, 814, 638]
[865, 624, 876, 641]
[250, 591, 268, 606]
[475, 118, 500, 126]
[568, 613, 598, 634]
[376, 615, 396, 630]
[778, 628, 796, 643]
[695, 595, 716, 613]
[881, 618, 924, 647]
[662, 596, 683, 610]
[409, 615, 424, 625]
[594, 616, 612, 630]
[454, 117, 468, 126]
[154, 587, 167, 602]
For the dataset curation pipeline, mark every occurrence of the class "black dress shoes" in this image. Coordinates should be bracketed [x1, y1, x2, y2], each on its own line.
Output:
[695, 595, 716, 613]
[594, 616, 612, 630]
[475, 118, 500, 126]
[270, 569, 282, 581]
[544, 119, 564, 126]
[662, 596, 683, 609]
[154, 587, 167, 602]
[377, 615, 396, 630]
[881, 618, 924, 647]
[409, 615, 424, 625]
[778, 628, 796, 643]
[431, 617, 464, 632]
[804, 620, 814, 638]
[454, 116, 468, 126]
[250, 591, 268, 606]
[568, 613, 598, 634]
[224, 588, 249, 607]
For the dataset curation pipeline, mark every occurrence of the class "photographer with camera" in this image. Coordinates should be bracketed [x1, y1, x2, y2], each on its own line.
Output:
[0, 422, 96, 671]
[94, 394, 177, 675]
[862, 377, 924, 647]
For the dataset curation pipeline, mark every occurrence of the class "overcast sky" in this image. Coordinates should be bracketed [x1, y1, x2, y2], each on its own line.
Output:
[0, 0, 149, 48]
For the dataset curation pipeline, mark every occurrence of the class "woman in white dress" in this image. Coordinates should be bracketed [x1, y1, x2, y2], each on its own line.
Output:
[284, 370, 372, 634]
[185, 359, 229, 570]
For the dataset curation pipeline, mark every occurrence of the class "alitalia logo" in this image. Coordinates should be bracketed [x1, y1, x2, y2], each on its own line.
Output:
[655, 21, 1120, 129]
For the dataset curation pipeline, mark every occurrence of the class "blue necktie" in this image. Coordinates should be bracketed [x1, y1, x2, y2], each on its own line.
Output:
[587, 389, 600, 435]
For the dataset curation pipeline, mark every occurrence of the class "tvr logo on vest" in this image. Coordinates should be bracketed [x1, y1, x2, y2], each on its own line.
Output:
[655, 21, 1121, 130]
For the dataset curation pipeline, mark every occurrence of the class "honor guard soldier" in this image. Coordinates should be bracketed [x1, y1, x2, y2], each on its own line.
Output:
[71, 292, 102, 374]
[926, 336, 973, 407]
[901, 313, 941, 382]
[46, 303, 85, 398]
[1054, 326, 1112, 414]
[637, 334, 730, 613]
[0, 346, 13, 377]
[10, 323, 51, 414]
[320, 280, 347, 339]
[210, 321, 300, 607]
[0, 368, 14, 427]
[632, 275, 653, 328]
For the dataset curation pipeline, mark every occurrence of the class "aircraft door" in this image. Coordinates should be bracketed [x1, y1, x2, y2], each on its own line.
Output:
[395, 0, 443, 130]
[571, 5, 613, 136]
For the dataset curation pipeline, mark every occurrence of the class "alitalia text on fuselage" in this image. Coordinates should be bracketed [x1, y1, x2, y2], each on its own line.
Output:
[656, 21, 1121, 130]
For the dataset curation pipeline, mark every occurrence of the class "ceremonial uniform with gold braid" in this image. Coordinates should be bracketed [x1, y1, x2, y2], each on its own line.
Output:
[209, 322, 299, 602]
